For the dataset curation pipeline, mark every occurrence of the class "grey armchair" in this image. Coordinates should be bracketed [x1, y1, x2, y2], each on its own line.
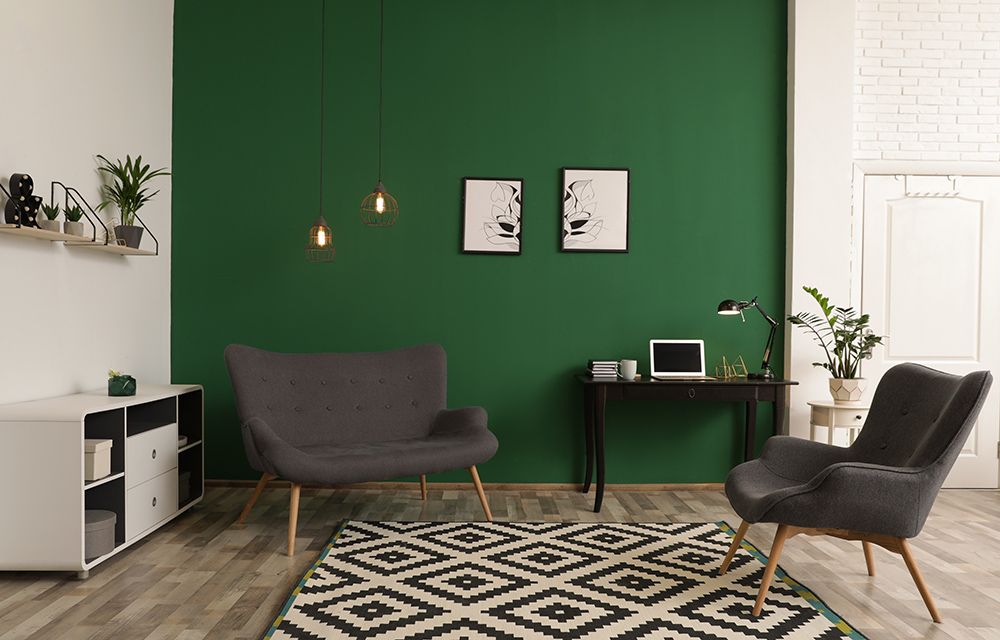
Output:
[224, 343, 499, 555]
[719, 363, 992, 622]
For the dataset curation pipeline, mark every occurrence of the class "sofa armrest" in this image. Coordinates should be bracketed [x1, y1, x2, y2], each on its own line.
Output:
[242, 416, 289, 476]
[430, 406, 488, 435]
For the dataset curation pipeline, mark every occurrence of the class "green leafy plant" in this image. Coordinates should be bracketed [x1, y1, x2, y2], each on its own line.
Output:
[95, 154, 170, 226]
[40, 203, 60, 220]
[787, 286, 884, 379]
[65, 204, 84, 222]
[108, 369, 125, 379]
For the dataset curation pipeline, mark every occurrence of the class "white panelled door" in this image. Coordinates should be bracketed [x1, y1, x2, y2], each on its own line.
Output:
[861, 175, 1000, 488]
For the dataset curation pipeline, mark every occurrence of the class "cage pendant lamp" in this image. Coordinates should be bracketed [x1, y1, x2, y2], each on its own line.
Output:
[361, 0, 398, 227]
[306, 0, 336, 262]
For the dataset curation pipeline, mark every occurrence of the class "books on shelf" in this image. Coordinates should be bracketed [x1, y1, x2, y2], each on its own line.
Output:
[587, 359, 618, 378]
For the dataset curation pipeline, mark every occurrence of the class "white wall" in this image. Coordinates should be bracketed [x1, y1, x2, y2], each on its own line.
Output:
[785, 0, 858, 438]
[0, 0, 174, 403]
[855, 0, 1000, 162]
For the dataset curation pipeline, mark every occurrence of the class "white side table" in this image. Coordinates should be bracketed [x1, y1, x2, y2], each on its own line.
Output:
[808, 400, 870, 446]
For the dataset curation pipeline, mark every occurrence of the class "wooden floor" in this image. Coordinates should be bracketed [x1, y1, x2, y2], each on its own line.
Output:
[1, 484, 999, 640]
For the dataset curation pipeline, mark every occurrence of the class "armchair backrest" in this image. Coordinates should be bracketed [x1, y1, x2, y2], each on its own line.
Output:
[225, 343, 448, 450]
[850, 363, 992, 481]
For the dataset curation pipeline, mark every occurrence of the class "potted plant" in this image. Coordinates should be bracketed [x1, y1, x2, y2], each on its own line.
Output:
[64, 204, 85, 237]
[787, 286, 885, 404]
[108, 369, 136, 396]
[39, 203, 61, 232]
[95, 154, 170, 249]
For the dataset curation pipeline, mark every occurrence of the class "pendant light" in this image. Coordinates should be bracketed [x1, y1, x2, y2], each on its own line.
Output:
[306, 0, 336, 262]
[360, 0, 399, 227]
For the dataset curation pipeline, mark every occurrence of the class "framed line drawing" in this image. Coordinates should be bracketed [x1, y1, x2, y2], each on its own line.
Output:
[461, 177, 523, 255]
[561, 167, 630, 252]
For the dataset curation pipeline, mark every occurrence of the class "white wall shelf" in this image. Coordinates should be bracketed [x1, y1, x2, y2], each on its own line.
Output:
[64, 241, 156, 256]
[0, 385, 203, 578]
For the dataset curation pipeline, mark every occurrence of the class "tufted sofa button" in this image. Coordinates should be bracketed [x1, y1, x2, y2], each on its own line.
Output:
[262, 376, 267, 381]
[294, 407, 301, 412]
[407, 374, 413, 380]
[350, 379, 356, 384]
[267, 404, 272, 410]
[411, 400, 418, 406]
[321, 380, 327, 385]
[326, 406, 332, 411]
[384, 403, 391, 409]
[290, 380, 296, 386]
[356, 405, 363, 411]
[379, 378, 385, 384]
[901, 408, 909, 415]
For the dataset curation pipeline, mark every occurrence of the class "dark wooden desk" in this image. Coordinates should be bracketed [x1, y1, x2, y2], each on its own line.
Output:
[578, 375, 797, 512]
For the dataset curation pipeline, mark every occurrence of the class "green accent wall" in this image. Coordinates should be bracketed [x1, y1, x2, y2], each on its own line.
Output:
[172, 0, 788, 483]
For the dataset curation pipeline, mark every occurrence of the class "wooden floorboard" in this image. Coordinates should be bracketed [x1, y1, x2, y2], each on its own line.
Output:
[1, 485, 998, 639]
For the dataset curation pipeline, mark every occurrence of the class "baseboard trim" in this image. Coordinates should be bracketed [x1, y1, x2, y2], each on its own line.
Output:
[205, 479, 723, 492]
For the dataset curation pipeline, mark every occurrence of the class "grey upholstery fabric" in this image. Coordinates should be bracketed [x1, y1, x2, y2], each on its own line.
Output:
[224, 343, 499, 485]
[726, 363, 992, 538]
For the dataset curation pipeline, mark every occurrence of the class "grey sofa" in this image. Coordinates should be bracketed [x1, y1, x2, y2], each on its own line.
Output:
[719, 363, 992, 622]
[224, 343, 499, 555]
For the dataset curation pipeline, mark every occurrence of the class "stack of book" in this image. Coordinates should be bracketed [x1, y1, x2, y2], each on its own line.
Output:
[587, 360, 618, 379]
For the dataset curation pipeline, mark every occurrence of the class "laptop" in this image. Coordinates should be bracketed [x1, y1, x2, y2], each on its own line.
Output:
[649, 339, 716, 380]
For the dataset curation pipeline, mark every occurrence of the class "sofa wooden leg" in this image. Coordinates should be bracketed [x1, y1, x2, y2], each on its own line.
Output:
[288, 483, 302, 557]
[719, 520, 750, 576]
[753, 524, 790, 616]
[237, 472, 275, 524]
[420, 475, 427, 500]
[863, 540, 876, 577]
[466, 466, 492, 521]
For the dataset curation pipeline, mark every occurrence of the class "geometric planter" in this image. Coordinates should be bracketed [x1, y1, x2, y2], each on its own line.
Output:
[114, 225, 143, 249]
[829, 378, 868, 405]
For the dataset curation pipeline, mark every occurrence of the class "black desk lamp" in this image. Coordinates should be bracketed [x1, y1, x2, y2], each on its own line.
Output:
[718, 297, 777, 380]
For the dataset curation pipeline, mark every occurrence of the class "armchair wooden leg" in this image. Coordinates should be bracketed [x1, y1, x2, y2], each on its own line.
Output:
[863, 540, 876, 577]
[753, 524, 790, 616]
[466, 466, 492, 521]
[287, 483, 302, 557]
[237, 472, 275, 524]
[420, 475, 427, 501]
[898, 537, 942, 623]
[719, 520, 750, 576]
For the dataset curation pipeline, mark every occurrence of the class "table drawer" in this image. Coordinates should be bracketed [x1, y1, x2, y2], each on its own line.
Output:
[623, 385, 758, 402]
[811, 406, 869, 428]
[126, 423, 178, 489]
[125, 469, 178, 540]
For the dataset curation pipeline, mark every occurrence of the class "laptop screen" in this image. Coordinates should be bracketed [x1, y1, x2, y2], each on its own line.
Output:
[650, 340, 705, 376]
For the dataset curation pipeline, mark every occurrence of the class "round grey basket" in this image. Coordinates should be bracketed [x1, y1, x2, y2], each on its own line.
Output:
[84, 510, 117, 560]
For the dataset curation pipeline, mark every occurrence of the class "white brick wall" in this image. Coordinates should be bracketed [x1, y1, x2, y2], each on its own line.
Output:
[854, 0, 1000, 162]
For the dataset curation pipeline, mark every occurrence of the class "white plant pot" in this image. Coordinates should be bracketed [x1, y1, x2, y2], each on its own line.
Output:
[829, 378, 868, 405]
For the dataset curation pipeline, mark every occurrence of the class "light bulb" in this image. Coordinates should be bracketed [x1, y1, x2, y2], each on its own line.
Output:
[317, 229, 327, 246]
[376, 195, 385, 213]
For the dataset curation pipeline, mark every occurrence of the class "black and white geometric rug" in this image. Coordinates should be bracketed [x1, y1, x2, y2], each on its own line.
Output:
[264, 521, 867, 640]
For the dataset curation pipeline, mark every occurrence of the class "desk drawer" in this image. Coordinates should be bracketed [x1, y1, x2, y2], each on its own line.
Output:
[623, 385, 757, 402]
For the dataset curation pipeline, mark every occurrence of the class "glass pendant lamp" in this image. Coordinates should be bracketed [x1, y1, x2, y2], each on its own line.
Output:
[306, 0, 336, 262]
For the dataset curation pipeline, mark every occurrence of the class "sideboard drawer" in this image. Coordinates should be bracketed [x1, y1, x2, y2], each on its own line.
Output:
[126, 423, 178, 489]
[126, 470, 178, 540]
[623, 385, 757, 402]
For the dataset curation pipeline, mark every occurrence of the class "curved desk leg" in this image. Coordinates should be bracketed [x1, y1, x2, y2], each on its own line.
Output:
[594, 383, 607, 512]
[583, 384, 595, 494]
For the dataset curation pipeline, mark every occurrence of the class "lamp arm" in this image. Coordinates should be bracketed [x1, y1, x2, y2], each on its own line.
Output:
[750, 300, 779, 373]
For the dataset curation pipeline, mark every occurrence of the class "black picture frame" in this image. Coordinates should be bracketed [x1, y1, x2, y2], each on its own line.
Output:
[461, 177, 523, 255]
[561, 167, 630, 253]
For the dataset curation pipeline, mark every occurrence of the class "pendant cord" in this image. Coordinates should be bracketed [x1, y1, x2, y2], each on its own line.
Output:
[319, 0, 326, 215]
[378, 0, 384, 183]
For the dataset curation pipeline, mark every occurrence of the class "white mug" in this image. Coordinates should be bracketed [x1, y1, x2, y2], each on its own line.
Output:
[617, 359, 638, 380]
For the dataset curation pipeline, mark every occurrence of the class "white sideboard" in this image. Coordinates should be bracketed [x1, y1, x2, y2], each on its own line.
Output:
[0, 384, 204, 578]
